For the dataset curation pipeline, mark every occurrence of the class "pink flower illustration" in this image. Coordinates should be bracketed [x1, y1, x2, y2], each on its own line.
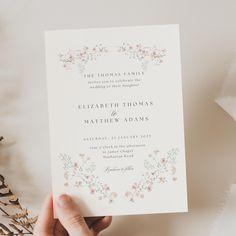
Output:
[59, 44, 108, 73]
[147, 185, 152, 192]
[60, 153, 116, 203]
[117, 43, 167, 70]
[59, 43, 166, 73]
[124, 148, 179, 202]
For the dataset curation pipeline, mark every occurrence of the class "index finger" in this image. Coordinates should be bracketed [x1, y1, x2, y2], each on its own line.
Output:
[34, 193, 57, 235]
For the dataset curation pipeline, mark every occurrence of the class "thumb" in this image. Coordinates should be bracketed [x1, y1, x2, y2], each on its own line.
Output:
[56, 194, 90, 236]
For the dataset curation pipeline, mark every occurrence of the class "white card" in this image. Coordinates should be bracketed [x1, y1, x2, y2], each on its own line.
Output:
[45, 24, 188, 217]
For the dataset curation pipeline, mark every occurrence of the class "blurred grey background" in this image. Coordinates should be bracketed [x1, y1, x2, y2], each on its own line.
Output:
[0, 1, 236, 235]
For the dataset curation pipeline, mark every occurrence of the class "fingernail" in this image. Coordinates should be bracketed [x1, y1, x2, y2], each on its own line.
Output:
[57, 194, 72, 208]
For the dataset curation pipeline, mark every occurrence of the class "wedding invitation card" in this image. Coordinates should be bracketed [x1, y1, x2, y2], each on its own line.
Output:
[45, 24, 188, 217]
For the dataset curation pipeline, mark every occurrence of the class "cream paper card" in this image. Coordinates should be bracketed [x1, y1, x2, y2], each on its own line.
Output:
[45, 24, 188, 217]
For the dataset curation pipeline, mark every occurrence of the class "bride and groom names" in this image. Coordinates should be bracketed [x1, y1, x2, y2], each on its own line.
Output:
[78, 100, 155, 124]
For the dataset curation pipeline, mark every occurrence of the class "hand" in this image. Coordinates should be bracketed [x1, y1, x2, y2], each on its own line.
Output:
[34, 193, 112, 236]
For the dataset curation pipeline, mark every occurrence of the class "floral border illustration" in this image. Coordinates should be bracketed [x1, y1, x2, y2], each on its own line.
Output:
[58, 43, 167, 73]
[117, 43, 167, 70]
[60, 153, 118, 204]
[60, 148, 179, 204]
[58, 44, 108, 73]
[124, 148, 179, 202]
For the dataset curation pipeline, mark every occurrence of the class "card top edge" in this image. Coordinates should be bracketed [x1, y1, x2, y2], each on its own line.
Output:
[44, 24, 180, 34]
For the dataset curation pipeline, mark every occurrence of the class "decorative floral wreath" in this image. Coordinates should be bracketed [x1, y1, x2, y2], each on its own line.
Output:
[60, 147, 179, 204]
[124, 148, 179, 202]
[118, 43, 167, 70]
[58, 44, 108, 73]
[58, 43, 167, 73]
[60, 153, 118, 204]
